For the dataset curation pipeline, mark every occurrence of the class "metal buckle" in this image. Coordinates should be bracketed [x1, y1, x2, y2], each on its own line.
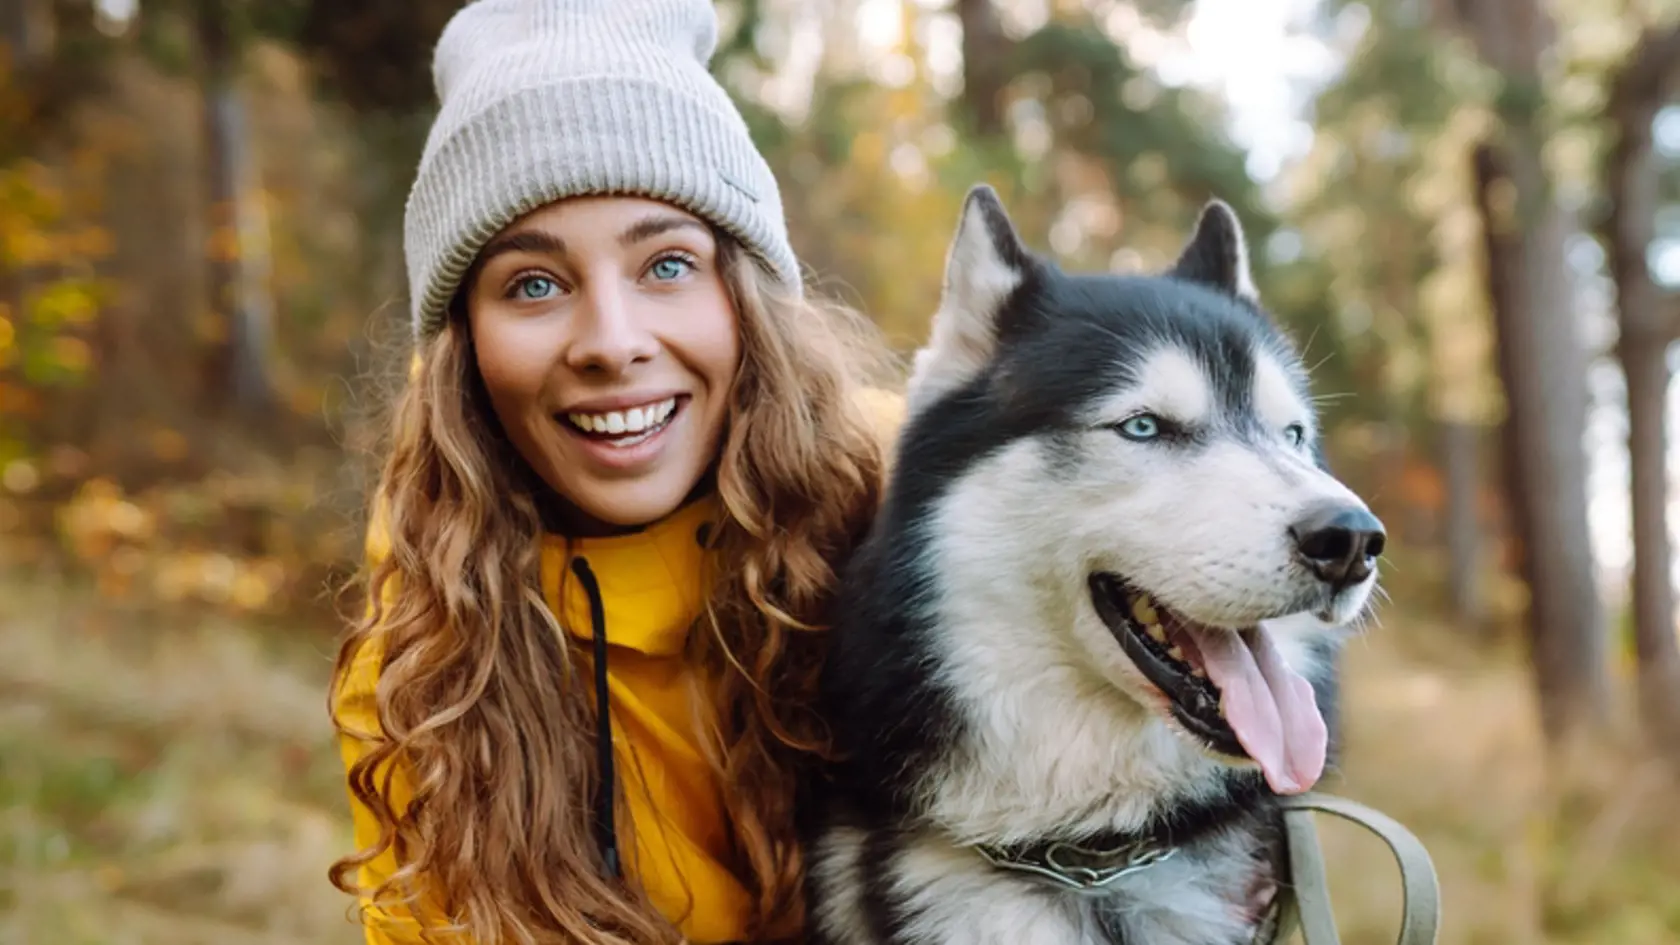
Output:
[974, 836, 1177, 892]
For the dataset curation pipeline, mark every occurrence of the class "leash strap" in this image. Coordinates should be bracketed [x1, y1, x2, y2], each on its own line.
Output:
[1267, 792, 1441, 945]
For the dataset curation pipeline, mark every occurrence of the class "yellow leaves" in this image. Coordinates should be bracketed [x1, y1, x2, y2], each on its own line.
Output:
[1, 227, 55, 266]
[0, 163, 66, 264]
[0, 160, 61, 215]
[149, 428, 190, 463]
[59, 477, 155, 553]
[234, 561, 287, 611]
[0, 161, 110, 265]
[151, 552, 284, 609]
[164, 553, 288, 612]
[205, 220, 243, 264]
[0, 156, 108, 388]
[52, 474, 317, 616]
[30, 282, 99, 327]
[3, 457, 39, 494]
[0, 220, 111, 267]
[49, 336, 91, 374]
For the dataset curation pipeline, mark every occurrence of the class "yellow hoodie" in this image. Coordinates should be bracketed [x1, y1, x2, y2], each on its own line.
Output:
[335, 497, 755, 943]
[334, 389, 907, 945]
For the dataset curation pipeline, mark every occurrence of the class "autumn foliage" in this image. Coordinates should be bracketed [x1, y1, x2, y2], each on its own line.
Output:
[3, 2, 1680, 940]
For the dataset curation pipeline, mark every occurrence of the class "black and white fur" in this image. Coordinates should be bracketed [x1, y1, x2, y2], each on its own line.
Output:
[808, 186, 1384, 945]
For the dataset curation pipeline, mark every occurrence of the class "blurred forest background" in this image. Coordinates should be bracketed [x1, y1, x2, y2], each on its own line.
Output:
[3, 0, 1680, 942]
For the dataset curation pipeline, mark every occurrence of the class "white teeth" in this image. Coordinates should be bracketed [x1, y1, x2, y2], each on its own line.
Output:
[1190, 667, 1207, 679]
[566, 398, 677, 438]
[1166, 646, 1185, 662]
[1147, 625, 1167, 643]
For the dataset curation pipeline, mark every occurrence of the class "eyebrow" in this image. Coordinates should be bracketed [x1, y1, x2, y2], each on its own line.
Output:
[476, 229, 565, 268]
[618, 213, 708, 246]
[473, 213, 709, 275]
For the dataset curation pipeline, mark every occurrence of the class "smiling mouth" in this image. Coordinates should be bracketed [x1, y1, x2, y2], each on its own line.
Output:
[559, 396, 683, 447]
[1087, 572, 1328, 795]
[1089, 573, 1242, 756]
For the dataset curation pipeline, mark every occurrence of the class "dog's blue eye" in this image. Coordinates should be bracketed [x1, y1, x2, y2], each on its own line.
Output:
[1284, 424, 1306, 447]
[1117, 414, 1162, 441]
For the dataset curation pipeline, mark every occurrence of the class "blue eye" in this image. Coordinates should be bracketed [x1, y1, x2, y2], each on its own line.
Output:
[1284, 423, 1306, 448]
[649, 255, 694, 282]
[513, 276, 559, 300]
[1117, 414, 1162, 441]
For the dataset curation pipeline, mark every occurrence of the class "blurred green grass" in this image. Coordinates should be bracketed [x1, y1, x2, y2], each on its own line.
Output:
[0, 566, 358, 945]
[1, 561, 1676, 945]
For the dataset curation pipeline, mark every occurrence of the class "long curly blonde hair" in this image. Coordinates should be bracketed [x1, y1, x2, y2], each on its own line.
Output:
[327, 236, 894, 944]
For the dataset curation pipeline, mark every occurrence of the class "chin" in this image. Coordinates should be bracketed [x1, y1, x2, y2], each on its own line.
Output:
[556, 478, 704, 534]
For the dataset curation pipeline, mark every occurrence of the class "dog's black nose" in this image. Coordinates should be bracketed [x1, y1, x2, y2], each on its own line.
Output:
[1290, 504, 1386, 588]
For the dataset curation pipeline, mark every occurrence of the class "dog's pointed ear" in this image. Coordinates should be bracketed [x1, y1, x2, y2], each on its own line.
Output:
[1170, 199, 1258, 302]
[907, 184, 1032, 412]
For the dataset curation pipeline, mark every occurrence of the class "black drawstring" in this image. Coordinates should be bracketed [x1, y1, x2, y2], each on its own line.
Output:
[570, 555, 622, 879]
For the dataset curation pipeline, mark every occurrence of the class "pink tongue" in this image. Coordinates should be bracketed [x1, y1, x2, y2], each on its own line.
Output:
[1177, 625, 1326, 794]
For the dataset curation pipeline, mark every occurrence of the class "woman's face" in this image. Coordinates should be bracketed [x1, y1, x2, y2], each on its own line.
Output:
[465, 196, 742, 532]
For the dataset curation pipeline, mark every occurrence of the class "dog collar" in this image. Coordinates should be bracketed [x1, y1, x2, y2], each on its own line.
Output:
[972, 834, 1177, 892]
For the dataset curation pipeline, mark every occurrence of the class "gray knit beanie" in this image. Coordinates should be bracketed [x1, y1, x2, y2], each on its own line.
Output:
[403, 0, 801, 338]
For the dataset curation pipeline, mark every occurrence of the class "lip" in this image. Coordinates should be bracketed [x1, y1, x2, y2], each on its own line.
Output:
[555, 394, 688, 473]
[560, 390, 687, 414]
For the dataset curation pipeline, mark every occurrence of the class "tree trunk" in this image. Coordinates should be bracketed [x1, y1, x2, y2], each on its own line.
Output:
[1470, 137, 1610, 743]
[0, 0, 53, 71]
[1449, 0, 1609, 745]
[196, 0, 273, 417]
[955, 0, 1009, 139]
[1603, 23, 1680, 753]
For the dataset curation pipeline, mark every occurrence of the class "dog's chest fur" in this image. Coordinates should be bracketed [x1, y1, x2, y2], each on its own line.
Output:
[810, 814, 1282, 945]
[808, 632, 1295, 945]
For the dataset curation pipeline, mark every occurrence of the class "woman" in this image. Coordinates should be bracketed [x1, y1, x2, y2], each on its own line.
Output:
[327, 1, 900, 942]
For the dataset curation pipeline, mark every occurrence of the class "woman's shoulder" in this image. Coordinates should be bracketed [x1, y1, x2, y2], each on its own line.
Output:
[333, 501, 398, 734]
[334, 629, 386, 729]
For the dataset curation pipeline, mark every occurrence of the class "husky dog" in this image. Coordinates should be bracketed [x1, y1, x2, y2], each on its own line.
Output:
[808, 186, 1385, 945]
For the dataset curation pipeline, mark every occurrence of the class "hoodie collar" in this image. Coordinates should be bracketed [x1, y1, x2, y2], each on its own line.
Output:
[541, 495, 719, 658]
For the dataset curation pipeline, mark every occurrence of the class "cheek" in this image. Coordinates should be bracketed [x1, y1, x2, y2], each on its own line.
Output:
[682, 293, 743, 388]
[471, 312, 556, 412]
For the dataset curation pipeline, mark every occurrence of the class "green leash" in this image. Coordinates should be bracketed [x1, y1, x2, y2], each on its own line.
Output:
[1266, 793, 1441, 945]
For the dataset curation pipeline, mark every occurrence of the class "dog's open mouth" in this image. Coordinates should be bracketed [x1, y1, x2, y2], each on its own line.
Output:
[1088, 573, 1326, 795]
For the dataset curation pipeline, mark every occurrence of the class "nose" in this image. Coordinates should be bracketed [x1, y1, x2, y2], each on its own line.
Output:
[566, 283, 657, 373]
[1289, 503, 1386, 588]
